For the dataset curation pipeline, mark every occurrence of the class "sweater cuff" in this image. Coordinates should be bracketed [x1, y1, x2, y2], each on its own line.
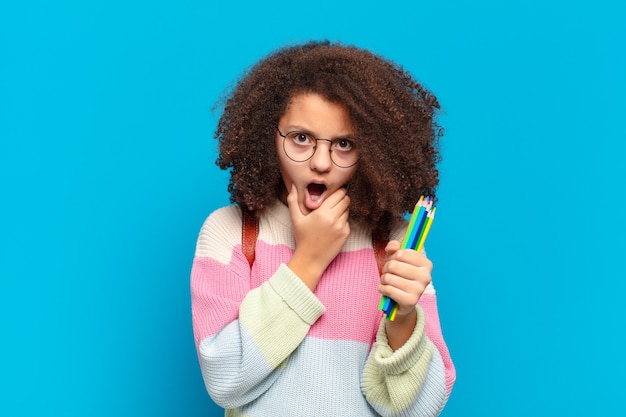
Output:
[268, 263, 326, 325]
[373, 304, 434, 375]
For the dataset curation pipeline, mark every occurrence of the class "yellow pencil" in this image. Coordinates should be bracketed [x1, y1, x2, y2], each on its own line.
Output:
[379, 199, 437, 320]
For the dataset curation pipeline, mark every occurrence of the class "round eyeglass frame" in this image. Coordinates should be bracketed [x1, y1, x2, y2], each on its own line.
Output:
[276, 127, 360, 168]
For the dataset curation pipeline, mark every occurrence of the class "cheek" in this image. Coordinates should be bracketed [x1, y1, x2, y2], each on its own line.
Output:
[342, 166, 358, 184]
[279, 169, 292, 189]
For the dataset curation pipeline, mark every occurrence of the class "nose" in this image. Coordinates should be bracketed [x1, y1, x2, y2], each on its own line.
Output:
[309, 139, 333, 172]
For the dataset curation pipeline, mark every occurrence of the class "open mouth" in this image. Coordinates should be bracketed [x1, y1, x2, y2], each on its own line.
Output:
[307, 183, 327, 201]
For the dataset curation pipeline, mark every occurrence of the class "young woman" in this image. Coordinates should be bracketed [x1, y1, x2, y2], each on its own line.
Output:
[191, 40, 455, 416]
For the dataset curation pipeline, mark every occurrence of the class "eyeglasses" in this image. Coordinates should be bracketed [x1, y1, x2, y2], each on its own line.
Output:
[276, 127, 360, 168]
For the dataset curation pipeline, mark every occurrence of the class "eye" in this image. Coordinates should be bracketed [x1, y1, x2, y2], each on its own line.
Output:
[333, 138, 355, 152]
[289, 132, 313, 146]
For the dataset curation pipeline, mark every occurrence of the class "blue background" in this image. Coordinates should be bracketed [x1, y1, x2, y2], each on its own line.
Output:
[1, 0, 624, 416]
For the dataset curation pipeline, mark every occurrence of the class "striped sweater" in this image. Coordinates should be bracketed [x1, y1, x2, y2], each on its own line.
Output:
[191, 202, 455, 416]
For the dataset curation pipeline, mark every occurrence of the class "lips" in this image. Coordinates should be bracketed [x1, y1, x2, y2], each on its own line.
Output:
[304, 182, 328, 210]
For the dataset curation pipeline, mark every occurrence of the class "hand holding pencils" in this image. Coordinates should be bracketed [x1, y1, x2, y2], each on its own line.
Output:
[379, 196, 436, 321]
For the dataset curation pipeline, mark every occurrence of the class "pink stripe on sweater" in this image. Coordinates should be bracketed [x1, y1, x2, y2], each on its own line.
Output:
[307, 249, 384, 344]
[191, 256, 250, 348]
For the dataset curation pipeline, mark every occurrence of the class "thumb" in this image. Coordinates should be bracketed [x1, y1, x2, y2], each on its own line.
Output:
[385, 240, 401, 254]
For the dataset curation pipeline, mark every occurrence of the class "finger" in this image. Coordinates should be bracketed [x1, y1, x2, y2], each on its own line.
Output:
[379, 270, 429, 297]
[378, 282, 423, 310]
[386, 258, 432, 281]
[379, 271, 408, 290]
[319, 189, 350, 223]
[286, 184, 303, 219]
[387, 246, 432, 269]
[339, 202, 350, 220]
[323, 187, 348, 210]
[334, 194, 351, 218]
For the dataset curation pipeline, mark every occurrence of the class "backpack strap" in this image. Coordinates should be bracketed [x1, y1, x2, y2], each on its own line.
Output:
[241, 207, 258, 267]
[241, 208, 386, 272]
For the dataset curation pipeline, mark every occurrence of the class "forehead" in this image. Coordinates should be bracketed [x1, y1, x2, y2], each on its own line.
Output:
[280, 93, 354, 135]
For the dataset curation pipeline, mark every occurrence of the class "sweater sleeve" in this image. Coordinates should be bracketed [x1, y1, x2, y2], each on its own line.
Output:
[361, 229, 455, 416]
[190, 207, 325, 409]
[361, 304, 448, 416]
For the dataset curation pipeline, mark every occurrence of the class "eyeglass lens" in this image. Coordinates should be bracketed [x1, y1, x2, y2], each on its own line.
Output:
[281, 131, 358, 168]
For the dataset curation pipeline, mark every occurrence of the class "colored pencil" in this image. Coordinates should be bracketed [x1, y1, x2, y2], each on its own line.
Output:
[379, 197, 436, 320]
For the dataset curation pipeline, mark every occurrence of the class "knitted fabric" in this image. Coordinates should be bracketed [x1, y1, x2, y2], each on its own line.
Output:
[191, 202, 455, 416]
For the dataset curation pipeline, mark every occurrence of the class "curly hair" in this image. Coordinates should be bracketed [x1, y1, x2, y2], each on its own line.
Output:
[215, 40, 442, 235]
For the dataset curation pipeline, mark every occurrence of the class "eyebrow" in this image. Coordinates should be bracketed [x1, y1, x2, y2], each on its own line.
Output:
[282, 125, 355, 139]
